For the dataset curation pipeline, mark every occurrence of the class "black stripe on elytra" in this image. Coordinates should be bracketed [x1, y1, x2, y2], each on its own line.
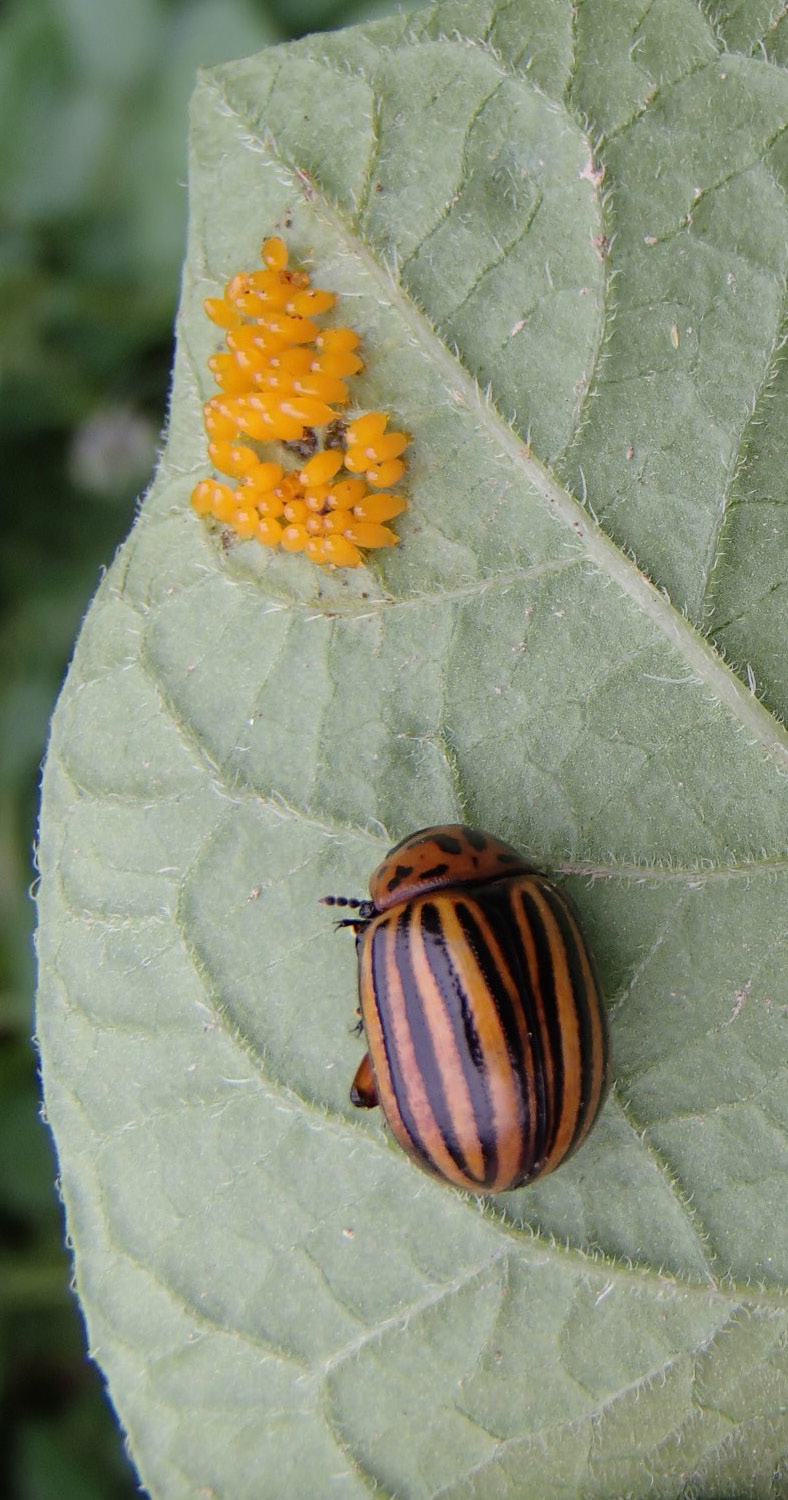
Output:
[512, 884, 565, 1166]
[466, 887, 553, 1172]
[537, 883, 598, 1135]
[369, 907, 470, 1180]
[451, 890, 542, 1177]
[498, 884, 564, 1171]
[368, 914, 435, 1174]
[418, 900, 498, 1187]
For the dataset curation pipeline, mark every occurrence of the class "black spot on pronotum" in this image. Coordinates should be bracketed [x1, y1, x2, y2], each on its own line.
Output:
[431, 833, 465, 855]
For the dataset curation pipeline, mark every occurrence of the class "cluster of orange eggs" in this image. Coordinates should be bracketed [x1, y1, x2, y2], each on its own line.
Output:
[190, 236, 409, 569]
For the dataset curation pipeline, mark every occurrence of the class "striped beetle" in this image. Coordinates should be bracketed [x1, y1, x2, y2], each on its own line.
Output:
[324, 826, 609, 1193]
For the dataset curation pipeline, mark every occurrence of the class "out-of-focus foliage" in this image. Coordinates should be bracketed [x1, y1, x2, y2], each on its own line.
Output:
[0, 0, 399, 1492]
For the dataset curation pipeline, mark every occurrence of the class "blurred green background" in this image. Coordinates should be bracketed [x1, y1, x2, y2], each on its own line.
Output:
[0, 0, 404, 1493]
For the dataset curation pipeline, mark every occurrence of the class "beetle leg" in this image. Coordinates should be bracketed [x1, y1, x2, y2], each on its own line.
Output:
[350, 1051, 378, 1109]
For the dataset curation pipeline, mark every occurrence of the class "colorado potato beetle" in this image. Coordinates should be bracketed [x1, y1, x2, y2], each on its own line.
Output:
[324, 825, 609, 1193]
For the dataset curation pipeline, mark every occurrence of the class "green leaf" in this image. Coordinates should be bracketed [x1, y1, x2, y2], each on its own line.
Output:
[36, 3, 788, 1496]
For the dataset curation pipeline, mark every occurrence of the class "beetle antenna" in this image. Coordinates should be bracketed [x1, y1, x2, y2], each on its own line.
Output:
[321, 895, 376, 921]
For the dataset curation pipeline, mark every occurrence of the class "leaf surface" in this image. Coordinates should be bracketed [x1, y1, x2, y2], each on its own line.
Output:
[37, 4, 788, 1497]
